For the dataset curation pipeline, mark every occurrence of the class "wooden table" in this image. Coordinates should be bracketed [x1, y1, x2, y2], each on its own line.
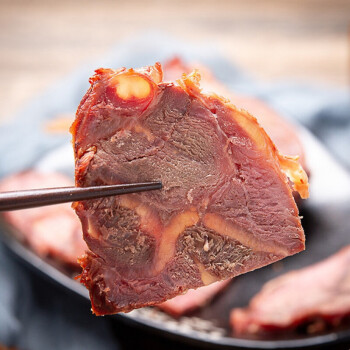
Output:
[0, 0, 349, 123]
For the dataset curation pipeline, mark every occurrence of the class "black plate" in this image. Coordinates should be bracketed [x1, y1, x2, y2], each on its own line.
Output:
[1, 128, 350, 349]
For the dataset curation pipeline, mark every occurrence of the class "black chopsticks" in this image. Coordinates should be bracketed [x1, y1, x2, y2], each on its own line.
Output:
[0, 181, 162, 211]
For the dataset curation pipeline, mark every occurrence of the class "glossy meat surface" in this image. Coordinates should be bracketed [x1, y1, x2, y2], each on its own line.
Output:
[231, 246, 350, 335]
[71, 63, 308, 315]
[0, 171, 86, 266]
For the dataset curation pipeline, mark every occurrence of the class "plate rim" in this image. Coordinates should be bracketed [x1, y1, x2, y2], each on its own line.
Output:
[1, 219, 350, 349]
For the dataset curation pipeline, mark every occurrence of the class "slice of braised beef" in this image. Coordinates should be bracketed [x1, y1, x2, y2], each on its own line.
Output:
[0, 171, 86, 267]
[231, 246, 350, 335]
[71, 63, 308, 315]
[157, 279, 231, 317]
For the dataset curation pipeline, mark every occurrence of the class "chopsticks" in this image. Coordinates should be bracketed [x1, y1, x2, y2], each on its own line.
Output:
[0, 181, 162, 211]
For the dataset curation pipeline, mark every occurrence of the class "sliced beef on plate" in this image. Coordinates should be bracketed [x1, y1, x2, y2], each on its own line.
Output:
[71, 63, 309, 315]
[157, 279, 231, 317]
[0, 171, 86, 266]
[164, 57, 308, 172]
[231, 246, 350, 335]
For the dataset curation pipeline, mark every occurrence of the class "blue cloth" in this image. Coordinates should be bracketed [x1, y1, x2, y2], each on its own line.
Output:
[0, 32, 349, 349]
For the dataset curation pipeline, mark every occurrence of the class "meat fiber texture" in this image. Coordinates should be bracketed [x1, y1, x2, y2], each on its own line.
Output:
[0, 171, 86, 267]
[164, 58, 308, 173]
[231, 246, 350, 335]
[71, 63, 309, 315]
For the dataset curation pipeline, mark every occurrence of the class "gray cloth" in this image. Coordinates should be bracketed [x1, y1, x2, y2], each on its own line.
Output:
[0, 32, 349, 349]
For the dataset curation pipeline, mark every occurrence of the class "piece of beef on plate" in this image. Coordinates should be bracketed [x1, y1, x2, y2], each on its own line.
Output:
[0, 171, 86, 267]
[71, 63, 309, 315]
[157, 279, 231, 317]
[231, 246, 350, 335]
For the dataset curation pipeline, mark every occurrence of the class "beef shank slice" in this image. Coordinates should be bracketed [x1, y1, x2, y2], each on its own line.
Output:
[231, 246, 350, 335]
[71, 63, 309, 315]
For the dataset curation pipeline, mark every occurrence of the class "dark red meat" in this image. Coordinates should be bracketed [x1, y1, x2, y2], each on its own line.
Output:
[164, 57, 308, 172]
[231, 246, 350, 335]
[71, 63, 308, 315]
[0, 171, 86, 266]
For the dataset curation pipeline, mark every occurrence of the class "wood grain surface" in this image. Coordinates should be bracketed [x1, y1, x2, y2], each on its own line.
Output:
[0, 0, 349, 123]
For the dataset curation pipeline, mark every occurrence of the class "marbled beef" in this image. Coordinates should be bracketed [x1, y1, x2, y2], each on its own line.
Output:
[71, 63, 308, 315]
